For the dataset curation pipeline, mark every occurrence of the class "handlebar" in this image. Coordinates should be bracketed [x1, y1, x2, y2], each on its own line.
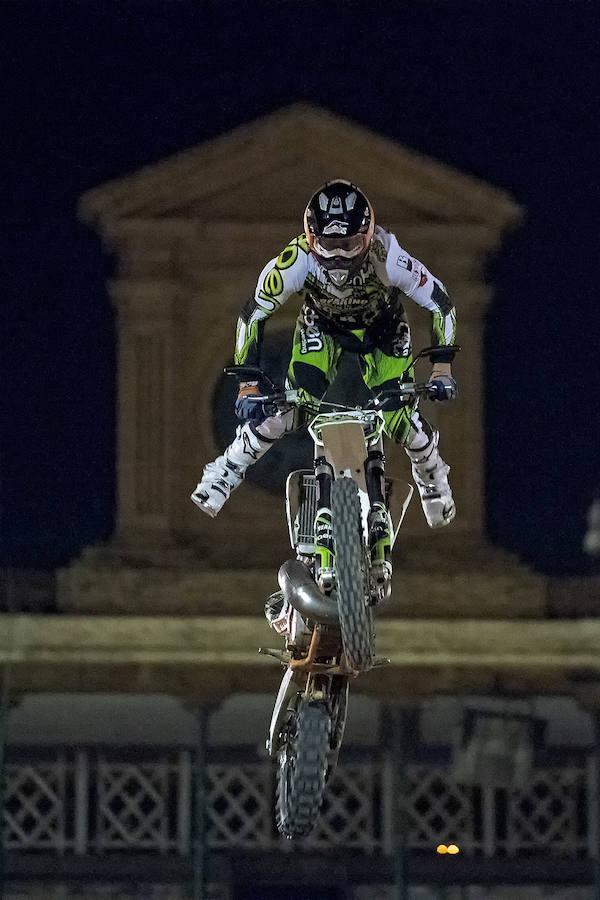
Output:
[224, 344, 460, 416]
[372, 383, 440, 406]
[234, 383, 439, 418]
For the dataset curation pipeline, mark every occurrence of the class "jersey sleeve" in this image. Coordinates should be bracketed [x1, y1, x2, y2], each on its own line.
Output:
[233, 234, 310, 366]
[378, 229, 457, 358]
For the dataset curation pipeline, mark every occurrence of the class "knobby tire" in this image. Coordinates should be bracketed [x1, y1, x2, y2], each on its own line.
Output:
[276, 701, 331, 838]
[331, 477, 374, 672]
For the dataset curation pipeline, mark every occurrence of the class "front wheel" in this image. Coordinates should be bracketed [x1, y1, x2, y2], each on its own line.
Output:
[276, 700, 331, 838]
[331, 477, 374, 672]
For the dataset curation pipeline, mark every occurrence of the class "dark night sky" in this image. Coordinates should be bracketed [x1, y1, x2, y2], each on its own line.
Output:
[2, 0, 599, 574]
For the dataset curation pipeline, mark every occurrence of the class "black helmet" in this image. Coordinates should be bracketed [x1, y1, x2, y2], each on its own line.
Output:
[303, 179, 375, 287]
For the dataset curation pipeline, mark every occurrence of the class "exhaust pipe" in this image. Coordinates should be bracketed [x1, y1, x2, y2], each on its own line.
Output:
[278, 559, 339, 626]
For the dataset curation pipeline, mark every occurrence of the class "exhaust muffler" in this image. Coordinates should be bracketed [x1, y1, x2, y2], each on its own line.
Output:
[278, 559, 339, 626]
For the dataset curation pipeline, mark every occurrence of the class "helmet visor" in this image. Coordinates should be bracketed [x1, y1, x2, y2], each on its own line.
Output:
[314, 234, 369, 259]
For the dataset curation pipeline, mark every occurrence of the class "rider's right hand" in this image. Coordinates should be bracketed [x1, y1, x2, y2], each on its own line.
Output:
[235, 382, 264, 421]
[427, 374, 457, 402]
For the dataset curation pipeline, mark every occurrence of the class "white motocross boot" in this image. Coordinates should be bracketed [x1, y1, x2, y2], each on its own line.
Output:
[191, 422, 274, 517]
[406, 430, 456, 528]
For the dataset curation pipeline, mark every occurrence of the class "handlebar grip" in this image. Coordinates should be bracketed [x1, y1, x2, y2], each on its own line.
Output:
[244, 394, 294, 416]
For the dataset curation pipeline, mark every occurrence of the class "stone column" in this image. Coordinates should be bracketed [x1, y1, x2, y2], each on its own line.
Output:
[444, 282, 492, 539]
[110, 278, 179, 545]
[381, 225, 495, 543]
[399, 282, 490, 541]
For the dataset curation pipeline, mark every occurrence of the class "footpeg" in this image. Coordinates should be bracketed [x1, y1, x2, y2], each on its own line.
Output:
[258, 647, 292, 664]
[370, 561, 392, 605]
[372, 656, 391, 667]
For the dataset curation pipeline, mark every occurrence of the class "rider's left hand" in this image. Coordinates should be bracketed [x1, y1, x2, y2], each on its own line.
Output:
[427, 364, 457, 402]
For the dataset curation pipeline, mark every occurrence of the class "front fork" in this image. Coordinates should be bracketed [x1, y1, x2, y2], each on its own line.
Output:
[365, 452, 392, 601]
[313, 451, 392, 600]
[314, 457, 335, 593]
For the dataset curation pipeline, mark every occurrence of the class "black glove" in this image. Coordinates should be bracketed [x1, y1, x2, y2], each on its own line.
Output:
[427, 374, 457, 402]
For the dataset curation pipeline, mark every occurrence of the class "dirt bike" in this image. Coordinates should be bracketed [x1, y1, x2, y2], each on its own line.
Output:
[226, 345, 457, 838]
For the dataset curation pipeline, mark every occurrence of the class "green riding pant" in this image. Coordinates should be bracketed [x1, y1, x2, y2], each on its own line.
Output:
[287, 306, 423, 446]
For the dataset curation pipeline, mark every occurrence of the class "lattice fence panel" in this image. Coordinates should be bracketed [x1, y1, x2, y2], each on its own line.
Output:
[304, 764, 379, 851]
[407, 764, 478, 851]
[2, 748, 596, 863]
[3, 758, 69, 850]
[95, 759, 175, 850]
[505, 767, 586, 856]
[206, 763, 273, 848]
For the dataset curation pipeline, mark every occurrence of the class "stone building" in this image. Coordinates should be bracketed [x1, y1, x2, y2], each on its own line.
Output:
[64, 101, 543, 622]
[2, 104, 600, 899]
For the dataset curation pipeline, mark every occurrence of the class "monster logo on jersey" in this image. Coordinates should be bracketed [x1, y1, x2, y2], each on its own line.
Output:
[305, 259, 389, 329]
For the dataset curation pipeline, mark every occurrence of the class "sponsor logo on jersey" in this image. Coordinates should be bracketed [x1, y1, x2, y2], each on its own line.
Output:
[396, 254, 413, 271]
[304, 258, 390, 329]
[299, 307, 324, 354]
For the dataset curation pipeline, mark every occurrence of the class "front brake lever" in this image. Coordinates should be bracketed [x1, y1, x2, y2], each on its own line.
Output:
[371, 389, 409, 410]
[224, 366, 278, 393]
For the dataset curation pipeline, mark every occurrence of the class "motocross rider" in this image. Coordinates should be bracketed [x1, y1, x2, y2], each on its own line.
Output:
[191, 179, 457, 532]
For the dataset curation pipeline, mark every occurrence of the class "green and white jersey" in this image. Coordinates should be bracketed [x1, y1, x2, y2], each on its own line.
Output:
[234, 226, 456, 365]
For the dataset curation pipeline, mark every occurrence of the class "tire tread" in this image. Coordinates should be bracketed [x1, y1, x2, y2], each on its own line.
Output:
[331, 477, 374, 672]
[276, 701, 331, 838]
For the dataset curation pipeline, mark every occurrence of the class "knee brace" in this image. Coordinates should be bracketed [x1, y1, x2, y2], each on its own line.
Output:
[255, 408, 294, 441]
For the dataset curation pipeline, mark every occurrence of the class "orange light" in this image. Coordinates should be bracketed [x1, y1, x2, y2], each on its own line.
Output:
[447, 844, 460, 855]
[436, 844, 448, 854]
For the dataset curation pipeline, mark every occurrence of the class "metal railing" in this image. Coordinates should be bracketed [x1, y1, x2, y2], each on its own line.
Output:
[1, 746, 593, 859]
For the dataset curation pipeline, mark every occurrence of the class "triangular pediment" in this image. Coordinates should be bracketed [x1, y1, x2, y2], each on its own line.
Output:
[80, 103, 521, 230]
[163, 157, 435, 224]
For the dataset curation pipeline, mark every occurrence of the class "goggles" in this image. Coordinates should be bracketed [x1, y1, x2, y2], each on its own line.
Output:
[314, 233, 369, 259]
